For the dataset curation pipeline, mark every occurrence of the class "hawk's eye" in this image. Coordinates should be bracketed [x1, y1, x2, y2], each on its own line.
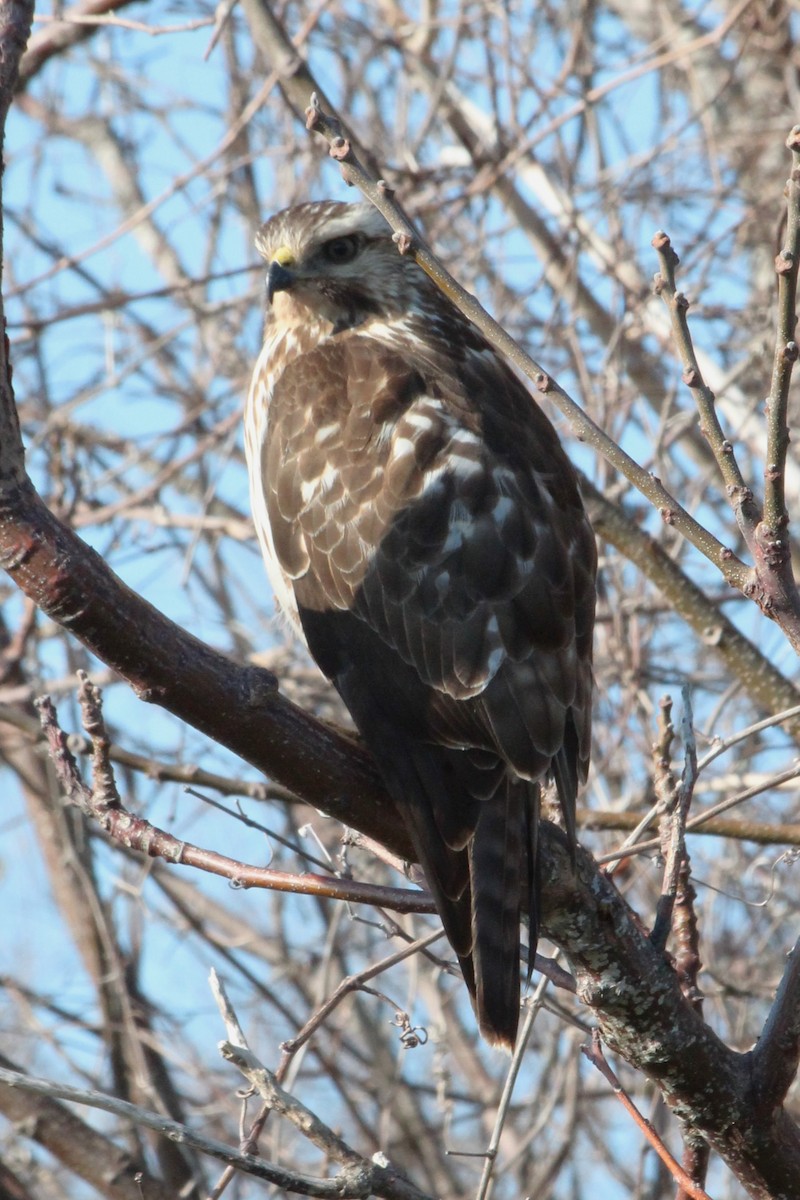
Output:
[322, 235, 360, 265]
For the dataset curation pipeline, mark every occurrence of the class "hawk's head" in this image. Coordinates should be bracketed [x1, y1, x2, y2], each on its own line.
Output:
[255, 201, 426, 331]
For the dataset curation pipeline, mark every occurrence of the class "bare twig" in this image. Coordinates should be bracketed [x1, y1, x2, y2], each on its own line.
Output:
[213, 974, 429, 1200]
[651, 230, 760, 538]
[280, 929, 444, 1058]
[0, 1065, 399, 1197]
[765, 128, 800, 533]
[582, 808, 800, 848]
[583, 476, 800, 740]
[651, 689, 698, 951]
[653, 196, 800, 651]
[581, 1035, 713, 1200]
[598, 759, 800, 865]
[475, 972, 552, 1200]
[34, 687, 435, 914]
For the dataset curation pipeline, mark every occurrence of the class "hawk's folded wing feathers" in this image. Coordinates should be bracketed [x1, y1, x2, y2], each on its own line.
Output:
[267, 338, 589, 726]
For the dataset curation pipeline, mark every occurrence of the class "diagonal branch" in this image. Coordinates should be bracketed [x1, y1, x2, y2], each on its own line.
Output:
[750, 937, 800, 1111]
[0, 1064, 416, 1198]
[304, 96, 751, 592]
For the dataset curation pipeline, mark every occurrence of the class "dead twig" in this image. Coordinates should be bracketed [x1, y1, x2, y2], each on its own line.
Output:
[651, 689, 698, 951]
[34, 678, 435, 915]
[581, 1035, 713, 1200]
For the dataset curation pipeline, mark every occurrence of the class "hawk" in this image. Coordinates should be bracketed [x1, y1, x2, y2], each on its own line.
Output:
[245, 200, 596, 1049]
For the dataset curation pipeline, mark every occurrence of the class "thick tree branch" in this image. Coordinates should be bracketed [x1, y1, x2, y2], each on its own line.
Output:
[544, 839, 800, 1199]
[751, 937, 800, 1110]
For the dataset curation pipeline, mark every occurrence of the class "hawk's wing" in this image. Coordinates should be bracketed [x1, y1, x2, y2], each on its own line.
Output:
[264, 332, 594, 781]
[261, 329, 595, 1046]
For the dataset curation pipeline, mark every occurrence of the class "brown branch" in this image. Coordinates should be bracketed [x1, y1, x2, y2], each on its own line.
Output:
[7, 692, 800, 848]
[36, 684, 434, 914]
[750, 937, 800, 1110]
[238, 0, 382, 178]
[581, 808, 800, 847]
[582, 475, 800, 739]
[764, 128, 800, 532]
[545, 836, 800, 1199]
[582, 1034, 713, 1200]
[596, 760, 800, 866]
[279, 930, 444, 1059]
[16, 0, 140, 90]
[653, 205, 800, 650]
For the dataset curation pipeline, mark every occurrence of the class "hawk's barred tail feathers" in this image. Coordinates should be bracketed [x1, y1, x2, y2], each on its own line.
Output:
[366, 724, 534, 1049]
[468, 778, 530, 1049]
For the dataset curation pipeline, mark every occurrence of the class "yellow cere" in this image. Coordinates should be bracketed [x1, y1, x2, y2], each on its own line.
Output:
[273, 245, 295, 267]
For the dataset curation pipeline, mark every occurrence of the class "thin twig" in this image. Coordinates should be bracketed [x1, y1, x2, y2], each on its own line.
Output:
[598, 760, 800, 865]
[34, 687, 436, 914]
[211, 973, 431, 1200]
[280, 929, 443, 1057]
[581, 1035, 713, 1200]
[475, 971, 552, 1200]
[583, 475, 800, 741]
[764, 128, 800, 533]
[652, 230, 760, 539]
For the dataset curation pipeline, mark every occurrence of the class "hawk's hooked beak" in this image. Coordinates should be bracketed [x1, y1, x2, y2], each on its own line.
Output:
[267, 261, 295, 303]
[266, 247, 296, 304]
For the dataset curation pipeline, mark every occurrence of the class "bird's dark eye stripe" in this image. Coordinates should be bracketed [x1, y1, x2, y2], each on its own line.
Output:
[321, 235, 361, 264]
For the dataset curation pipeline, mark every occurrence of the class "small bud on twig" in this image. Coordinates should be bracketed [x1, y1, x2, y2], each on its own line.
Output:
[775, 250, 795, 276]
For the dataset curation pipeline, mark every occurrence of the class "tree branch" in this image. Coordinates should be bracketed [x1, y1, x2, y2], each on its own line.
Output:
[750, 937, 800, 1111]
[35, 681, 434, 914]
[544, 837, 800, 1199]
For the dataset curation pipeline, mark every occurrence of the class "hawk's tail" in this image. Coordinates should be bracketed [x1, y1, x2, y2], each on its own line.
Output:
[469, 777, 539, 1050]
[381, 742, 534, 1052]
